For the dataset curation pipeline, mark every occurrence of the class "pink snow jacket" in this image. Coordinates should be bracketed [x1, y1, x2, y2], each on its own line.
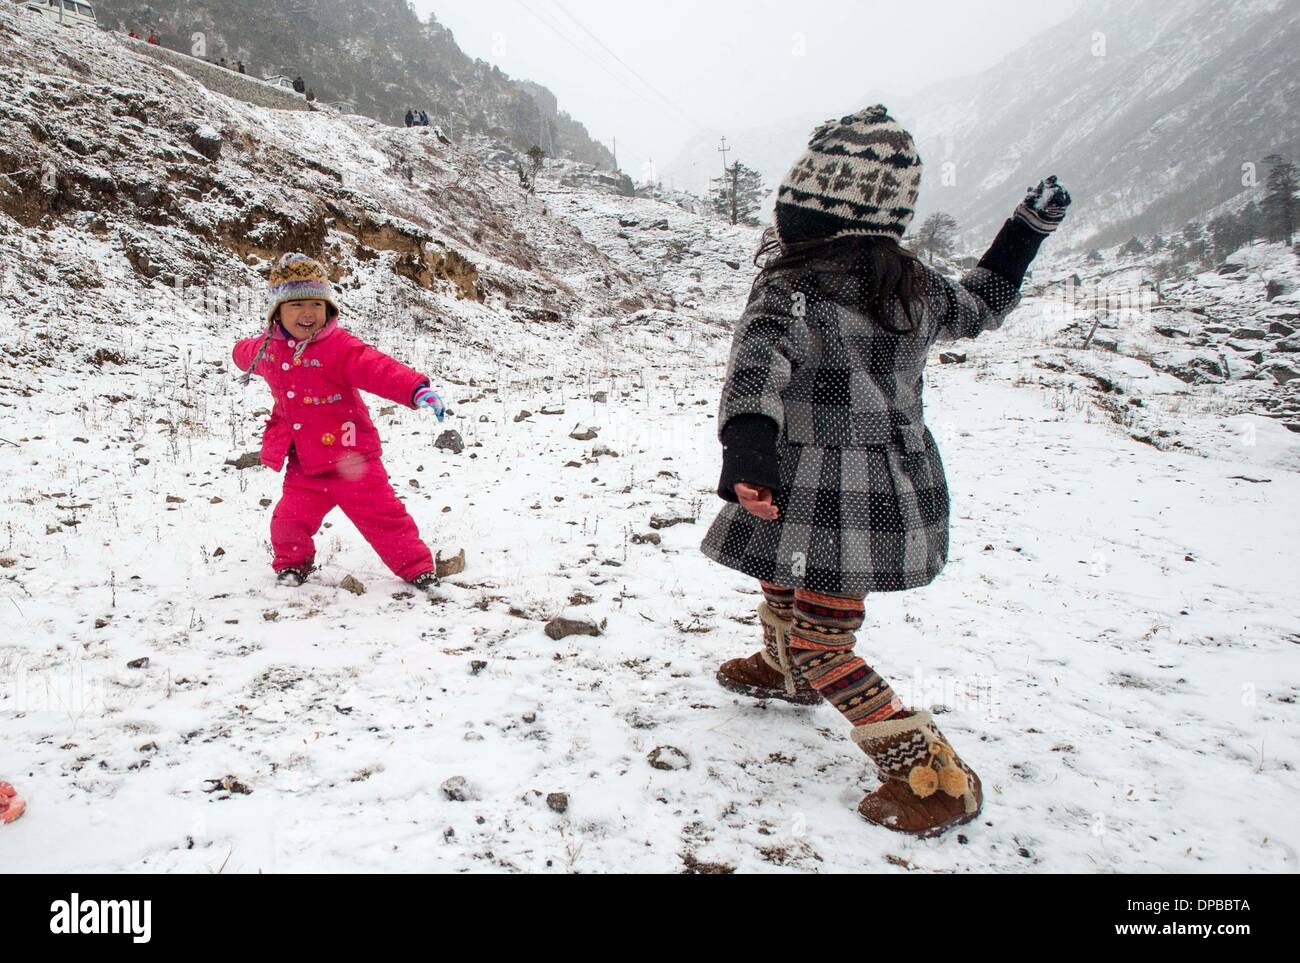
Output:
[232, 317, 430, 476]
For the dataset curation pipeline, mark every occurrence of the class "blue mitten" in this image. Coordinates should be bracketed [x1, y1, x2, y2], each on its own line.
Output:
[1014, 175, 1072, 235]
[413, 385, 446, 422]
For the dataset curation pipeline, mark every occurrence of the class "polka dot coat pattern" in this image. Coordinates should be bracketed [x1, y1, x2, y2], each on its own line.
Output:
[700, 255, 1024, 595]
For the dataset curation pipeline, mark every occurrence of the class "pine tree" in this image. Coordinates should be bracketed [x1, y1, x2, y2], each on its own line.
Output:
[1086, 248, 1104, 264]
[709, 161, 765, 226]
[913, 212, 959, 264]
[1120, 235, 1146, 257]
[1262, 154, 1298, 245]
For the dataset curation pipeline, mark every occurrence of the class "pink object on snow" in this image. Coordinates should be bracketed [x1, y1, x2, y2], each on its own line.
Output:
[0, 781, 25, 824]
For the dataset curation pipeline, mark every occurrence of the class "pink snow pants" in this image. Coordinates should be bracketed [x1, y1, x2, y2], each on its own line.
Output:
[271, 449, 434, 581]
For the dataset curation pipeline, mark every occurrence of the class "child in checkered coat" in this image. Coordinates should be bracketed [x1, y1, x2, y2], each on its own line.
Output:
[700, 105, 1071, 838]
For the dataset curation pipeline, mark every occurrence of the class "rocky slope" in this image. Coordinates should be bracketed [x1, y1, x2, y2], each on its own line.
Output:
[88, 0, 615, 166]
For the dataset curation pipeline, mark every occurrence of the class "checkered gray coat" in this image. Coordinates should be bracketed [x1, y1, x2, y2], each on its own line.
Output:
[700, 253, 1024, 596]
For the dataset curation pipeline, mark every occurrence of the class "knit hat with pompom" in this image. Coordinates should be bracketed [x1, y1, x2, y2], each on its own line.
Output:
[775, 104, 922, 246]
[266, 252, 340, 324]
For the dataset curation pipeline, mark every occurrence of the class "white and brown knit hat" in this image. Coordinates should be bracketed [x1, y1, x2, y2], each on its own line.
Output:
[774, 104, 922, 245]
[265, 252, 340, 324]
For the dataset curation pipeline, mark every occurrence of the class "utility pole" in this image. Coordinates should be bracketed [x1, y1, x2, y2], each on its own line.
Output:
[717, 136, 731, 174]
[729, 161, 739, 225]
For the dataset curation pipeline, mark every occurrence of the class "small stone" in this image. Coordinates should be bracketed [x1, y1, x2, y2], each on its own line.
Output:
[225, 451, 262, 470]
[94, 617, 110, 628]
[591, 391, 608, 403]
[259, 498, 272, 508]
[649, 514, 694, 530]
[435, 548, 466, 577]
[209, 496, 223, 504]
[513, 410, 533, 423]
[546, 792, 569, 814]
[262, 610, 279, 621]
[632, 532, 661, 545]
[441, 776, 470, 801]
[938, 351, 967, 364]
[339, 575, 366, 595]
[522, 712, 537, 723]
[592, 443, 620, 458]
[570, 426, 598, 441]
[469, 660, 487, 675]
[647, 745, 690, 771]
[165, 495, 185, 503]
[544, 617, 602, 640]
[127, 657, 149, 670]
[435, 430, 464, 454]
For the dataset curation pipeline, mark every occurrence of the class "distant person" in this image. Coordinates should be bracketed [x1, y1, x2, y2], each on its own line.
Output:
[292, 75, 305, 94]
[418, 110, 428, 126]
[127, 29, 139, 39]
[147, 31, 160, 45]
[404, 109, 414, 128]
[219, 57, 228, 69]
[237, 61, 246, 74]
[306, 89, 315, 102]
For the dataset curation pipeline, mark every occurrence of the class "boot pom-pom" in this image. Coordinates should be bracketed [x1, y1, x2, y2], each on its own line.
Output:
[939, 764, 968, 797]
[908, 765, 938, 797]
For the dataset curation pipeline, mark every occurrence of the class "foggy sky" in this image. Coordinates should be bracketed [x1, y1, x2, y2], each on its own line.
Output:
[419, 1, 1085, 179]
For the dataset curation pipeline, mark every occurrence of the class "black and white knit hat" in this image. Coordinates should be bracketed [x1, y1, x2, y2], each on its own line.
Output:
[774, 104, 922, 245]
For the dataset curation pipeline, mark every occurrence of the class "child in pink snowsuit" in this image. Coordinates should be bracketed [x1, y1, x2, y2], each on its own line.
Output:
[233, 253, 447, 588]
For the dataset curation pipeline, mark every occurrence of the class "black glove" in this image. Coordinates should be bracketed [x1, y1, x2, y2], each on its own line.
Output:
[1013, 175, 1071, 235]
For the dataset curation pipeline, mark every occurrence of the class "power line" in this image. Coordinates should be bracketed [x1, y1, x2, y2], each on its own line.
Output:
[509, 0, 679, 125]
[545, 0, 703, 128]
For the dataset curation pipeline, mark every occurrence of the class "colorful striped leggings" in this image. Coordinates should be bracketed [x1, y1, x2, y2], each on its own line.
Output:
[760, 581, 909, 726]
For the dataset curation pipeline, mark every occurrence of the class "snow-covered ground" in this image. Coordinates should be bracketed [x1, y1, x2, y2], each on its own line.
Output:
[2, 5, 1298, 874]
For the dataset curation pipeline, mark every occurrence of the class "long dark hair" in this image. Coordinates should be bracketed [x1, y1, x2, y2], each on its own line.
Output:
[752, 228, 930, 334]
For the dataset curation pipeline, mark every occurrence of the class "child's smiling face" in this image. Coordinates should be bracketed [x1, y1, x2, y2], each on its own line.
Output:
[278, 299, 329, 340]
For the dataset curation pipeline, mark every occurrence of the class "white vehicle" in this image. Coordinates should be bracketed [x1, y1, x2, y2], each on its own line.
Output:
[24, 0, 98, 28]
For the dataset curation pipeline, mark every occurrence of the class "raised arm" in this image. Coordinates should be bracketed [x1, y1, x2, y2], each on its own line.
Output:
[339, 334, 431, 409]
[937, 175, 1071, 341]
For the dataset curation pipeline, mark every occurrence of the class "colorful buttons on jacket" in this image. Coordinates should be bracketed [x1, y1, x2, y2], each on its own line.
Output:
[321, 433, 335, 446]
[293, 423, 302, 430]
[287, 391, 295, 398]
[281, 363, 290, 370]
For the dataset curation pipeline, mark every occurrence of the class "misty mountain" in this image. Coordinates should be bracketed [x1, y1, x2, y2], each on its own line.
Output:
[89, 0, 615, 166]
[664, 0, 1299, 252]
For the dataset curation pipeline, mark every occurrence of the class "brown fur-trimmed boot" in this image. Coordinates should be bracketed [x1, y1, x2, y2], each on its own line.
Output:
[850, 710, 983, 838]
[716, 602, 822, 706]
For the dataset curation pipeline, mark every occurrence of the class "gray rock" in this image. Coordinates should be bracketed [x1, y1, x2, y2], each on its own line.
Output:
[435, 430, 464, 454]
[649, 514, 694, 530]
[440, 776, 471, 801]
[938, 351, 967, 364]
[1231, 327, 1267, 340]
[1261, 362, 1300, 385]
[647, 745, 691, 771]
[545, 792, 569, 814]
[544, 617, 602, 640]
[224, 451, 262, 470]
[339, 575, 366, 595]
[513, 409, 532, 422]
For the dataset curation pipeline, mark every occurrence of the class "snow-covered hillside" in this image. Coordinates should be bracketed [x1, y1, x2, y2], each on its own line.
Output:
[2, 5, 1298, 873]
